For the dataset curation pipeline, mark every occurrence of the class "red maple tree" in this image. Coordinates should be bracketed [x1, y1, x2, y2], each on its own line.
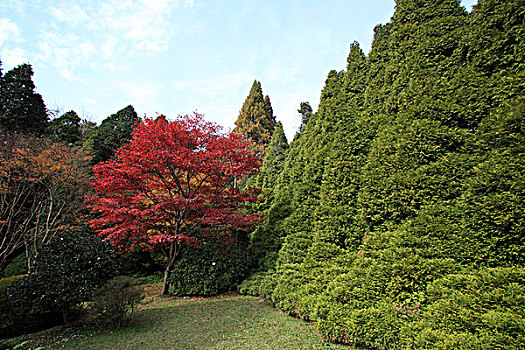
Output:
[87, 113, 262, 294]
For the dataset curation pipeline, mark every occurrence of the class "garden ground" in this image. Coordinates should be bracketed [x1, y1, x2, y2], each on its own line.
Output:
[5, 283, 353, 349]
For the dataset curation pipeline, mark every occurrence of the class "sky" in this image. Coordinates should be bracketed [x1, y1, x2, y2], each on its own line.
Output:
[1, 0, 478, 140]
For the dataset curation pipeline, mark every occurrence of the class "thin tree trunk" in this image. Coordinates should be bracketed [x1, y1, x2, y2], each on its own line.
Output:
[162, 240, 182, 295]
[162, 264, 171, 295]
[62, 308, 68, 324]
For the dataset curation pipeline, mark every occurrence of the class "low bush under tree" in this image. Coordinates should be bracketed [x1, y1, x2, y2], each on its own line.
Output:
[8, 230, 118, 323]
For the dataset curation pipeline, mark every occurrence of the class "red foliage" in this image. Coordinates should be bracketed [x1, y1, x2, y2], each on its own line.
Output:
[87, 113, 262, 251]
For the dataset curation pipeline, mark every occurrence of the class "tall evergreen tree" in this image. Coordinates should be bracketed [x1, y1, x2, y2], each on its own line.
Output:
[0, 63, 48, 135]
[84, 105, 138, 164]
[234, 80, 276, 157]
[252, 121, 289, 201]
[248, 121, 289, 269]
[46, 110, 81, 144]
[311, 42, 368, 252]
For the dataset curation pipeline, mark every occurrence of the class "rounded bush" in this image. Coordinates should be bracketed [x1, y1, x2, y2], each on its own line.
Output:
[8, 230, 118, 321]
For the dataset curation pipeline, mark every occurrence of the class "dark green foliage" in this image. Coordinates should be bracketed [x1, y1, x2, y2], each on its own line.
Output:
[46, 110, 81, 144]
[117, 249, 164, 277]
[169, 234, 249, 296]
[234, 80, 276, 156]
[240, 0, 525, 348]
[0, 274, 63, 338]
[296, 101, 313, 137]
[84, 105, 138, 164]
[91, 276, 144, 327]
[0, 275, 25, 318]
[8, 230, 118, 321]
[0, 63, 48, 135]
[251, 121, 289, 198]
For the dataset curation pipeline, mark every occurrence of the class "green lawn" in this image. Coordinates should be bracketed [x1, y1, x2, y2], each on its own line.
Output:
[8, 283, 352, 350]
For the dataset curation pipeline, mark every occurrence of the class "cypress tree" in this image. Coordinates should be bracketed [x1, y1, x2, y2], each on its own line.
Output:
[234, 80, 276, 157]
[295, 101, 313, 139]
[252, 121, 289, 206]
[311, 42, 368, 252]
[240, 0, 525, 346]
[248, 121, 289, 269]
[0, 63, 48, 135]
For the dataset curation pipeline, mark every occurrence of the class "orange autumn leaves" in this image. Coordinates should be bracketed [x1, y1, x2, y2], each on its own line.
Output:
[0, 133, 91, 271]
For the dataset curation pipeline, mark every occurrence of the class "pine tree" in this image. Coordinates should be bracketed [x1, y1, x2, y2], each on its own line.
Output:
[84, 105, 138, 164]
[0, 63, 48, 135]
[234, 80, 276, 156]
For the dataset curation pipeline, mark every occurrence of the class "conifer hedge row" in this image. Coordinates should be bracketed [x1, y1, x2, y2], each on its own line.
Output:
[240, 0, 525, 348]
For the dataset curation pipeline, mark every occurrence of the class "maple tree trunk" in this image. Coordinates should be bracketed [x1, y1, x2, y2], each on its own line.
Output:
[162, 264, 171, 295]
[162, 241, 181, 295]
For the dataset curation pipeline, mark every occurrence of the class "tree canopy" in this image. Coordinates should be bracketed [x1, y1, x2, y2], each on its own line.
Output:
[46, 110, 81, 144]
[88, 113, 262, 294]
[240, 0, 525, 348]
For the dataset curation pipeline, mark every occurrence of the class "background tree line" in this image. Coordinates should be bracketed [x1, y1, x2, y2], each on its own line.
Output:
[0, 59, 144, 336]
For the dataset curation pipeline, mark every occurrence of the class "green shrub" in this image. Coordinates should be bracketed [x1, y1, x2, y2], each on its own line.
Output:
[0, 275, 26, 336]
[170, 235, 249, 296]
[8, 230, 118, 322]
[238, 270, 278, 299]
[0, 254, 27, 278]
[0, 274, 62, 338]
[91, 276, 144, 327]
[403, 267, 525, 350]
[118, 249, 163, 277]
[134, 271, 164, 285]
[0, 275, 26, 306]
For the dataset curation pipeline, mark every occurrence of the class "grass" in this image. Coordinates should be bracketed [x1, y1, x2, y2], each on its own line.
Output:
[6, 283, 352, 350]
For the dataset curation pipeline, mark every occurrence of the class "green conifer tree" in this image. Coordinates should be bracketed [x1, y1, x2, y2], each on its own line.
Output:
[0, 63, 48, 135]
[234, 80, 276, 156]
[248, 121, 289, 269]
[46, 110, 81, 144]
[241, 0, 525, 346]
[292, 101, 313, 143]
[84, 105, 138, 164]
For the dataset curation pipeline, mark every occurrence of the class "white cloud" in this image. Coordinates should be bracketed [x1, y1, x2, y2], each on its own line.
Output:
[0, 1, 27, 16]
[0, 18, 20, 47]
[35, 0, 192, 78]
[1, 47, 28, 67]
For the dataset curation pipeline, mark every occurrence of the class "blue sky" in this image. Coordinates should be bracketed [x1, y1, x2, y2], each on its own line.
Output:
[1, 0, 477, 139]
